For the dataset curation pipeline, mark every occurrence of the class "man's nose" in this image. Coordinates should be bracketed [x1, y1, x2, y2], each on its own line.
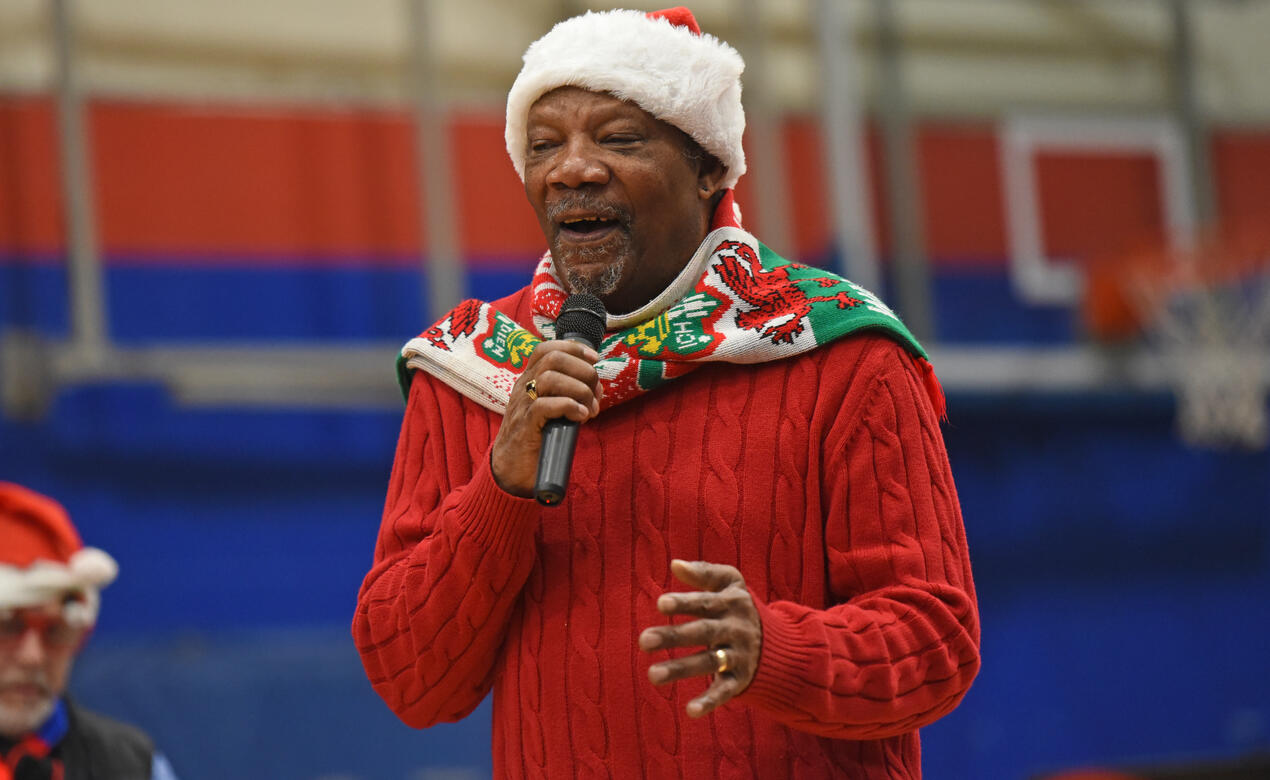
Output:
[547, 139, 609, 189]
[12, 628, 47, 666]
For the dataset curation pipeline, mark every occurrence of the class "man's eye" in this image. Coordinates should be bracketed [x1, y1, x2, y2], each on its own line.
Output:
[46, 622, 81, 647]
[603, 134, 641, 146]
[529, 140, 557, 153]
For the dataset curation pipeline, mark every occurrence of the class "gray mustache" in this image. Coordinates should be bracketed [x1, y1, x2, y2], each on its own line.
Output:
[0, 673, 50, 695]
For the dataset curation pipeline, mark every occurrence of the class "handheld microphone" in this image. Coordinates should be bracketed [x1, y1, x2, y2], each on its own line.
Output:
[535, 293, 607, 506]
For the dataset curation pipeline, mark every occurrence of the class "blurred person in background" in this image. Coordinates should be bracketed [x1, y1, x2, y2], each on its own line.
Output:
[354, 7, 978, 778]
[0, 483, 177, 780]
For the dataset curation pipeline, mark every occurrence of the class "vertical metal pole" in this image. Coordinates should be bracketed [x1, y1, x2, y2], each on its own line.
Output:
[872, 0, 934, 342]
[558, 0, 588, 19]
[1168, 0, 1215, 227]
[52, 0, 108, 353]
[813, 0, 880, 291]
[408, 0, 462, 322]
[739, 0, 793, 256]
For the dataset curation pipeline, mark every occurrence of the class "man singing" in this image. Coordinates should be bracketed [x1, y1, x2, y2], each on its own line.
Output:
[354, 7, 979, 777]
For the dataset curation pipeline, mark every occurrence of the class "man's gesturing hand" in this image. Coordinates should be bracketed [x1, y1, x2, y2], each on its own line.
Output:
[639, 559, 763, 718]
[491, 340, 602, 498]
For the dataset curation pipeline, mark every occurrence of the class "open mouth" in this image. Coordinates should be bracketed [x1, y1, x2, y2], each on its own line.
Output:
[558, 215, 621, 241]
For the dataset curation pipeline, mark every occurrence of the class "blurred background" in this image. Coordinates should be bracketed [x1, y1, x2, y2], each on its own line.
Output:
[2, 0, 1269, 777]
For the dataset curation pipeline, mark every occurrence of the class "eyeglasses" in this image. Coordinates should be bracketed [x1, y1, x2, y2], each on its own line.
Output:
[0, 609, 86, 649]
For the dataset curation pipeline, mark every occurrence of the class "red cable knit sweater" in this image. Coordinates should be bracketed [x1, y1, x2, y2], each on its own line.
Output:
[354, 286, 980, 779]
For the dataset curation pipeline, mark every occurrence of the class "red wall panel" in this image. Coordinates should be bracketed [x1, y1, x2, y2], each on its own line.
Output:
[918, 124, 1008, 265]
[91, 101, 421, 262]
[2, 93, 1267, 273]
[1034, 151, 1164, 260]
[780, 117, 832, 259]
[0, 97, 62, 255]
[1212, 130, 1270, 229]
[449, 113, 545, 261]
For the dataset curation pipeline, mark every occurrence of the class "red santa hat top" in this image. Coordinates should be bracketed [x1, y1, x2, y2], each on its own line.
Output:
[505, 6, 747, 190]
[0, 482, 117, 623]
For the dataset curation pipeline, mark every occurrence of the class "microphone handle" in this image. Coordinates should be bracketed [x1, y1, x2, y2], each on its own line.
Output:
[535, 419, 579, 506]
[533, 333, 596, 506]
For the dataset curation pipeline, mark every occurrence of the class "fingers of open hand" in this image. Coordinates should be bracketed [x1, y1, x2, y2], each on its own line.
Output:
[655, 585, 750, 619]
[640, 617, 729, 653]
[643, 639, 755, 718]
[686, 674, 746, 719]
[640, 567, 762, 718]
[669, 559, 744, 592]
[640, 610, 760, 667]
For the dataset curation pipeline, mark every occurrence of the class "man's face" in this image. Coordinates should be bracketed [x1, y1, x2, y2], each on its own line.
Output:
[523, 87, 725, 315]
[0, 601, 82, 738]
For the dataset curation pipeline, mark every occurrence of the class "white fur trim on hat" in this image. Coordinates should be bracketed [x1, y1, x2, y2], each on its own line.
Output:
[0, 546, 117, 622]
[505, 9, 747, 190]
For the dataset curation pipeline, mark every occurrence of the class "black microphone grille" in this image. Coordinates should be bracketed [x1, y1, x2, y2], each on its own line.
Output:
[555, 294, 607, 350]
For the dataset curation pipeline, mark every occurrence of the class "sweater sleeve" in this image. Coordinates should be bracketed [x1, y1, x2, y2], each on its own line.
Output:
[352, 370, 540, 728]
[738, 338, 981, 739]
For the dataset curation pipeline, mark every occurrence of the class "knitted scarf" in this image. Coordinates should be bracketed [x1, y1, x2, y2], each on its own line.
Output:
[399, 224, 944, 419]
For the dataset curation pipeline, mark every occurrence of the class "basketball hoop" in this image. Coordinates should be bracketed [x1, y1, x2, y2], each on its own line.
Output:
[1084, 227, 1270, 451]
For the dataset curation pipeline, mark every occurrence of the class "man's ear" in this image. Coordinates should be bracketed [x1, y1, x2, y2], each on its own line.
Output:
[696, 155, 727, 203]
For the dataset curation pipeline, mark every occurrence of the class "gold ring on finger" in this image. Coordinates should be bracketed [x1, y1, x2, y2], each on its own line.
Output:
[525, 379, 539, 401]
[713, 647, 731, 674]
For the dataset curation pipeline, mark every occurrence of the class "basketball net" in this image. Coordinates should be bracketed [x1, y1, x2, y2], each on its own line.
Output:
[1086, 228, 1270, 451]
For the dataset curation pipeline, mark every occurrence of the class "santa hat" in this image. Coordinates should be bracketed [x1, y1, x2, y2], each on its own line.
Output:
[505, 6, 747, 190]
[0, 482, 117, 625]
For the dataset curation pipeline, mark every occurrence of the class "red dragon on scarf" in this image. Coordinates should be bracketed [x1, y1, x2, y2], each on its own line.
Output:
[712, 240, 862, 346]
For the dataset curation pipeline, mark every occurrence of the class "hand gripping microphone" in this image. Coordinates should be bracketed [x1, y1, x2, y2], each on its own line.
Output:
[535, 293, 607, 506]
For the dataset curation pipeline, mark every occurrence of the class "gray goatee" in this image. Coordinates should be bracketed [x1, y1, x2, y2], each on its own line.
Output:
[547, 196, 633, 298]
[557, 238, 631, 298]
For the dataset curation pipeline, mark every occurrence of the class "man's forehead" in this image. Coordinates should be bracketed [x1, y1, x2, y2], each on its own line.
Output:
[528, 86, 649, 118]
